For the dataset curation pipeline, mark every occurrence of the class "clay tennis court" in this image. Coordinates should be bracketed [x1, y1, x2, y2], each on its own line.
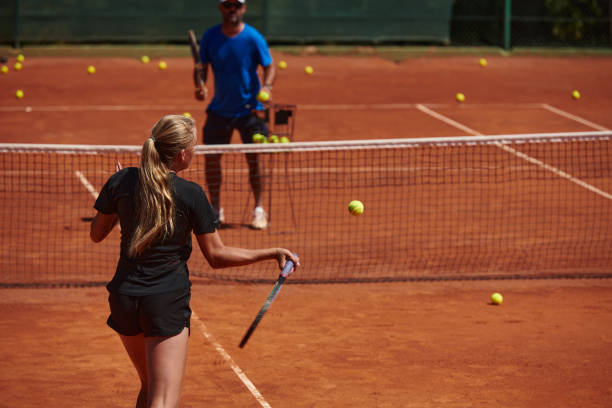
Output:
[1, 51, 611, 407]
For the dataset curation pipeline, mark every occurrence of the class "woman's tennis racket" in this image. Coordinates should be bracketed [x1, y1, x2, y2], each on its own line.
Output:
[239, 257, 296, 348]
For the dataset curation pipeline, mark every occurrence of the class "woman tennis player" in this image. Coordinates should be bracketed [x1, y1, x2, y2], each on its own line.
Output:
[90, 114, 299, 408]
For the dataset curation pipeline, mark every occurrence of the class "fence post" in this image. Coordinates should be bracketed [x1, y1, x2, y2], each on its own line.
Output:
[504, 0, 512, 50]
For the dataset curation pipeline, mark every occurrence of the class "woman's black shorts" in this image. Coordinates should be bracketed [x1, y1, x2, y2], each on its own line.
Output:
[107, 287, 191, 337]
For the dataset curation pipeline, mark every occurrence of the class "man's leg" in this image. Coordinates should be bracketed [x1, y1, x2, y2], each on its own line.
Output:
[203, 112, 233, 222]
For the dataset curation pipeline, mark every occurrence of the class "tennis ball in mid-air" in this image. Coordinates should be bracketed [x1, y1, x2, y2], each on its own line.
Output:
[278, 60, 287, 69]
[183, 112, 192, 118]
[1, 65, 8, 74]
[15, 89, 24, 99]
[158, 61, 167, 70]
[141, 55, 150, 64]
[17, 54, 25, 63]
[252, 133, 266, 143]
[280, 136, 290, 143]
[257, 90, 270, 102]
[572, 90, 581, 100]
[456, 92, 465, 102]
[268, 135, 279, 143]
[87, 65, 96, 74]
[14, 62, 22, 71]
[348, 200, 364, 216]
[479, 58, 487, 67]
[304, 65, 314, 75]
[491, 293, 503, 305]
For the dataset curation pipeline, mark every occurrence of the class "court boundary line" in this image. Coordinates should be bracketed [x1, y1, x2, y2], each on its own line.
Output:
[0, 102, 558, 113]
[191, 311, 272, 408]
[416, 104, 612, 201]
[541, 104, 610, 131]
[75, 170, 99, 199]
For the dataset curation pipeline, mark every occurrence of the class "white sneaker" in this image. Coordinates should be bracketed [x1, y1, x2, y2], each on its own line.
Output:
[251, 206, 268, 230]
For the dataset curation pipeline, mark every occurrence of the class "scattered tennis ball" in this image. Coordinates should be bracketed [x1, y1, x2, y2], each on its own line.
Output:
[1, 65, 8, 74]
[141, 55, 150, 64]
[14, 62, 22, 71]
[456, 92, 465, 102]
[87, 65, 96, 74]
[491, 292, 503, 305]
[479, 58, 487, 67]
[257, 90, 270, 102]
[252, 133, 266, 143]
[304, 65, 314, 75]
[15, 89, 24, 99]
[572, 90, 581, 100]
[280, 136, 290, 143]
[183, 112, 192, 118]
[17, 54, 25, 63]
[348, 200, 364, 216]
[268, 135, 279, 143]
[278, 60, 287, 69]
[158, 61, 167, 70]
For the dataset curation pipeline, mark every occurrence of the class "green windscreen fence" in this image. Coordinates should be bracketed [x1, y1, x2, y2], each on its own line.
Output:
[0, 0, 454, 46]
[1, 0, 611, 48]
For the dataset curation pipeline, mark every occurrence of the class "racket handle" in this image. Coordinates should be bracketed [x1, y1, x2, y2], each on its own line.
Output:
[281, 254, 298, 278]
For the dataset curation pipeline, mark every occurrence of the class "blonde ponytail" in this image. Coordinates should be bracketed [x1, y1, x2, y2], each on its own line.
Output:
[128, 115, 196, 257]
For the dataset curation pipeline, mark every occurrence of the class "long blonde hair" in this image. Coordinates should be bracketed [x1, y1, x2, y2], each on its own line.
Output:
[128, 114, 196, 257]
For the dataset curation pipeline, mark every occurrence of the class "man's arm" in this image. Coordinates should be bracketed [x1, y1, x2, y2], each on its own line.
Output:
[194, 62, 208, 101]
[260, 64, 276, 95]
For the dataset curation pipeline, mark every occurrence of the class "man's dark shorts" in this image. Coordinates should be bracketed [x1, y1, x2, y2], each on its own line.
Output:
[203, 110, 268, 145]
[107, 288, 191, 337]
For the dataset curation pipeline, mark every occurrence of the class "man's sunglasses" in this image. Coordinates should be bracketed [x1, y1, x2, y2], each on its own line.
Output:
[221, 2, 244, 9]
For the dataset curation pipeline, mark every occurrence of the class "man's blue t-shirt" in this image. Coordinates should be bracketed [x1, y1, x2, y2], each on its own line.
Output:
[200, 24, 272, 118]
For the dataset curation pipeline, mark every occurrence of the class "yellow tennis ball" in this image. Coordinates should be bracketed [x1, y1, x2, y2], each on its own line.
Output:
[268, 135, 279, 143]
[278, 60, 287, 69]
[17, 54, 25, 62]
[15, 89, 24, 99]
[183, 112, 192, 118]
[14, 62, 22, 71]
[141, 55, 150, 64]
[1, 65, 8, 74]
[572, 90, 581, 100]
[158, 61, 167, 70]
[257, 90, 270, 102]
[304, 65, 314, 75]
[479, 58, 487, 67]
[252, 133, 266, 143]
[348, 200, 364, 216]
[456, 92, 465, 102]
[280, 136, 290, 143]
[491, 293, 503, 305]
[87, 65, 96, 74]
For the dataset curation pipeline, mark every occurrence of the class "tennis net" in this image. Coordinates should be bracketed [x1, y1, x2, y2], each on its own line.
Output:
[1, 131, 611, 286]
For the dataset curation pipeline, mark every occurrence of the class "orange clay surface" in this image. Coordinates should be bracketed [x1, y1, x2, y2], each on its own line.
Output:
[1, 280, 612, 407]
[1, 52, 611, 406]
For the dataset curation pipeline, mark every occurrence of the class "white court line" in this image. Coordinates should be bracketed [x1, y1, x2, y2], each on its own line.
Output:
[74, 170, 99, 199]
[0, 102, 549, 113]
[191, 312, 272, 408]
[541, 104, 610, 131]
[416, 104, 612, 201]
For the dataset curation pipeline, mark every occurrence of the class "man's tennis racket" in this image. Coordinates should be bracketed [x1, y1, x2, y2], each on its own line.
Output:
[187, 29, 206, 96]
[239, 257, 296, 348]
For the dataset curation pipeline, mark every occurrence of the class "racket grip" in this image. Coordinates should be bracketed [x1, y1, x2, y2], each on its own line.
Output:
[281, 254, 297, 278]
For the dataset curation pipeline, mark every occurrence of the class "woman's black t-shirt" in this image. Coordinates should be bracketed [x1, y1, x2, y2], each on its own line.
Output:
[94, 167, 218, 295]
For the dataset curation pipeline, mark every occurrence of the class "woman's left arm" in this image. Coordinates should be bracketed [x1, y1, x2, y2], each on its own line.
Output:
[90, 212, 119, 243]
